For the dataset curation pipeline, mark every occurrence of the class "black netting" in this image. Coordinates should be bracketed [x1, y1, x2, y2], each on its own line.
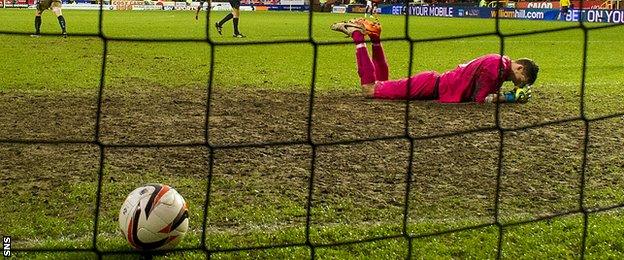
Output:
[2, 0, 624, 259]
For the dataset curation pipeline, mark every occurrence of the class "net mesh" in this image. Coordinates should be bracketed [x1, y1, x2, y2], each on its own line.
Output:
[2, 1, 624, 258]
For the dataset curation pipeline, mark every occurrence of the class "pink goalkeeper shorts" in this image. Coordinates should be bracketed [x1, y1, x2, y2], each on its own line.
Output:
[373, 71, 439, 100]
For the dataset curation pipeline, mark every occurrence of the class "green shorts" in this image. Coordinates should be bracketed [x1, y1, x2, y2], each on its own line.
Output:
[37, 0, 62, 12]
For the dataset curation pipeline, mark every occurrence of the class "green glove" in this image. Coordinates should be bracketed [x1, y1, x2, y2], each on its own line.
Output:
[503, 86, 532, 103]
[515, 86, 532, 103]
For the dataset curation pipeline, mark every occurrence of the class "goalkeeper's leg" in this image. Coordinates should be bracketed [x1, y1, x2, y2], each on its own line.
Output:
[367, 24, 388, 81]
[373, 72, 439, 100]
[352, 31, 376, 97]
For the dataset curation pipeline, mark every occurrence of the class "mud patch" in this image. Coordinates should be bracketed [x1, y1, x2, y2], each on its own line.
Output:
[1, 87, 623, 243]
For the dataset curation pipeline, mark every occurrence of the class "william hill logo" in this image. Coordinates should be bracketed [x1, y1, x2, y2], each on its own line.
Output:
[491, 10, 516, 18]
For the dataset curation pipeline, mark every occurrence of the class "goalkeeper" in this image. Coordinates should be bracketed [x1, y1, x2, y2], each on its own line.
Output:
[330, 19, 539, 103]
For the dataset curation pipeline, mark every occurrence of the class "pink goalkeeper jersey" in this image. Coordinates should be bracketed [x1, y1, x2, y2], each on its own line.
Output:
[373, 54, 512, 103]
[437, 54, 512, 103]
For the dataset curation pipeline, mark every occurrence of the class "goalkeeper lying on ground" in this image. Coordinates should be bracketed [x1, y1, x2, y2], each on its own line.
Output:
[331, 19, 540, 103]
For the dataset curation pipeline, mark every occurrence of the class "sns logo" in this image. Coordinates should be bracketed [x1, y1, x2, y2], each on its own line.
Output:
[3, 236, 10, 257]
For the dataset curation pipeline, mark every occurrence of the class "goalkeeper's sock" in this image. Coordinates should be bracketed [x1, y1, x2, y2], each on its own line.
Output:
[370, 33, 381, 44]
[351, 30, 365, 44]
[371, 42, 388, 81]
[353, 32, 375, 85]
[218, 13, 233, 27]
[233, 17, 239, 35]
[35, 16, 42, 34]
[57, 15, 66, 33]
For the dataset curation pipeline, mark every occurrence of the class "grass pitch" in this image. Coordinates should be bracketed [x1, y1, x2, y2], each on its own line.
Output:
[1, 8, 624, 259]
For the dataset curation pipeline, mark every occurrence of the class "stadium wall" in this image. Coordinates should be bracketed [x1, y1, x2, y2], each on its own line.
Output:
[0, 0, 307, 10]
[14, 1, 308, 11]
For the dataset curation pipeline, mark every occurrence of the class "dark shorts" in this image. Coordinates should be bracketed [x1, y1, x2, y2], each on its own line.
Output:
[37, 0, 61, 12]
[229, 0, 240, 9]
[561, 6, 569, 13]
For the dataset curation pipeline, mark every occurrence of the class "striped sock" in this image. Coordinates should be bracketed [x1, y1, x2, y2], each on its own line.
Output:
[354, 41, 376, 85]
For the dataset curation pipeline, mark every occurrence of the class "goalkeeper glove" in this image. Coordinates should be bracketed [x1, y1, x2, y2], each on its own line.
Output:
[503, 86, 532, 103]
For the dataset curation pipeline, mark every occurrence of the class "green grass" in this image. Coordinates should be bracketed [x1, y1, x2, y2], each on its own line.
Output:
[2, 10, 623, 116]
[1, 9, 624, 259]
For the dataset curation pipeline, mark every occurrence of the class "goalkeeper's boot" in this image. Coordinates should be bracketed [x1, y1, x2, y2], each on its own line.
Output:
[233, 33, 245, 38]
[330, 21, 365, 37]
[62, 30, 67, 38]
[345, 18, 381, 38]
[359, 19, 381, 38]
[215, 22, 223, 35]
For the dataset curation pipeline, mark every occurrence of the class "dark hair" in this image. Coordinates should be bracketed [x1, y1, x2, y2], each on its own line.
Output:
[515, 58, 539, 86]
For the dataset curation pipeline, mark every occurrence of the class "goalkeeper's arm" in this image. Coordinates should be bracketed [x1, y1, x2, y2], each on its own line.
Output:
[484, 92, 517, 103]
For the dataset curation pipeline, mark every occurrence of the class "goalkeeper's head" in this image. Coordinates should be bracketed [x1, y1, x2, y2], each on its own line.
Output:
[511, 58, 540, 87]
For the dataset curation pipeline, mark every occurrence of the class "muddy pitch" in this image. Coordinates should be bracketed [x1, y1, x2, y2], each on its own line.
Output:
[1, 86, 623, 243]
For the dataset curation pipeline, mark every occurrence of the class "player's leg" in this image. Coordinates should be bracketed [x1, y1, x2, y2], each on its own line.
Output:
[195, 1, 203, 20]
[51, 3, 66, 37]
[331, 20, 438, 100]
[215, 3, 235, 35]
[230, 0, 243, 37]
[215, 14, 231, 35]
[32, 0, 47, 37]
[373, 71, 438, 100]
[33, 10, 43, 37]
[372, 2, 378, 17]
[330, 21, 377, 96]
[371, 43, 388, 81]
[231, 8, 242, 36]
[361, 20, 387, 81]
[558, 6, 567, 20]
[561, 6, 569, 21]
[352, 31, 376, 90]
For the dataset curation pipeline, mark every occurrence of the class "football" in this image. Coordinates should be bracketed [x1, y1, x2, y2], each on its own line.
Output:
[118, 184, 189, 250]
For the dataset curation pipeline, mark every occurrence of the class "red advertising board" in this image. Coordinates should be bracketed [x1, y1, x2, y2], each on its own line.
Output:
[1, 0, 45, 5]
[516, 1, 607, 9]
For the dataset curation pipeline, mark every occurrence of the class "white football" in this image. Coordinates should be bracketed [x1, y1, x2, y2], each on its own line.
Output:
[118, 184, 189, 250]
